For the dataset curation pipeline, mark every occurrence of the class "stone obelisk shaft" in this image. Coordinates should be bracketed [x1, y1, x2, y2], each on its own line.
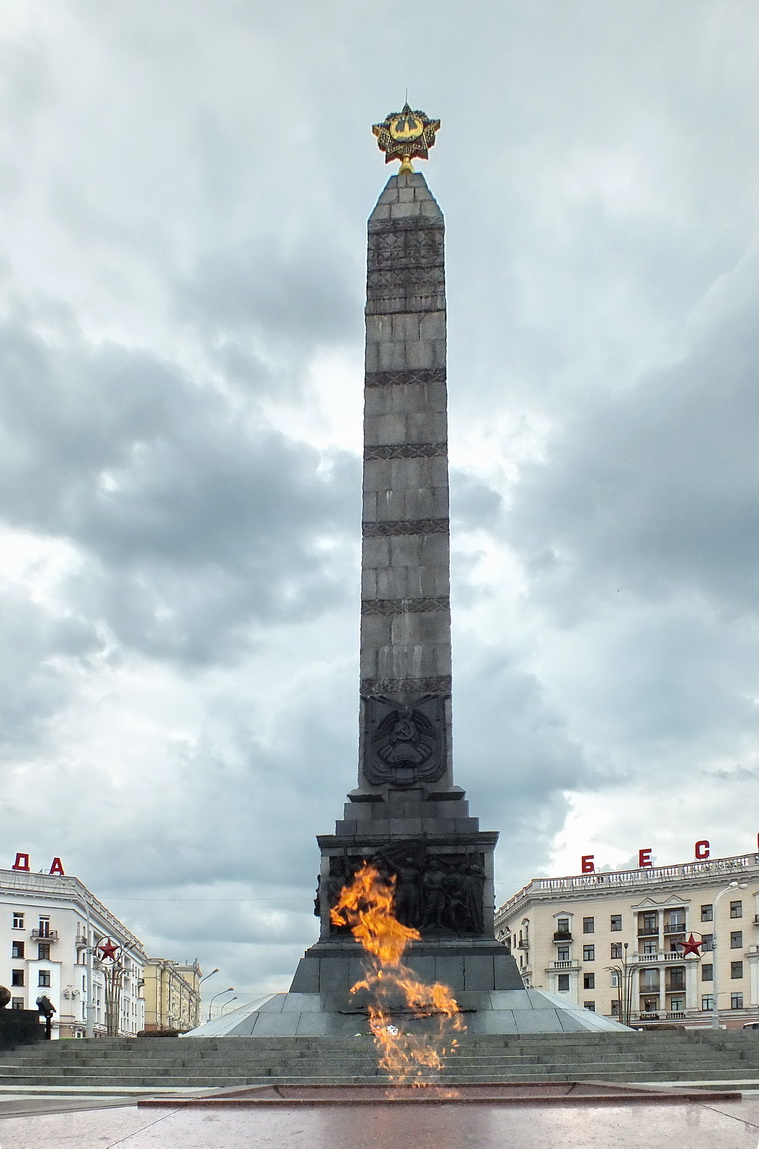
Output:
[358, 171, 453, 793]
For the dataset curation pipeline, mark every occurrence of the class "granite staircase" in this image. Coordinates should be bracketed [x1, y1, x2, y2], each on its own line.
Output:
[2, 1031, 759, 1093]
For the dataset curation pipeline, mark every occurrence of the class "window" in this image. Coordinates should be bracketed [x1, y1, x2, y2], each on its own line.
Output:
[702, 964, 713, 981]
[610, 970, 620, 988]
[11, 998, 23, 1010]
[730, 900, 743, 918]
[583, 973, 595, 990]
[668, 970, 685, 990]
[11, 969, 24, 987]
[557, 945, 570, 962]
[643, 940, 657, 954]
[38, 970, 50, 987]
[583, 1001, 595, 1012]
[557, 974, 570, 992]
[701, 934, 713, 952]
[731, 993, 744, 1009]
[731, 962, 743, 979]
[670, 997, 684, 1012]
[701, 904, 713, 922]
[11, 941, 24, 959]
[12, 912, 24, 930]
[556, 917, 570, 935]
[37, 917, 50, 938]
[730, 931, 743, 949]
[702, 995, 714, 1011]
[582, 917, 594, 934]
[667, 911, 685, 928]
[641, 912, 657, 933]
[610, 1000, 620, 1017]
[583, 945, 595, 962]
[610, 943, 623, 959]
[610, 914, 622, 932]
[38, 943, 50, 961]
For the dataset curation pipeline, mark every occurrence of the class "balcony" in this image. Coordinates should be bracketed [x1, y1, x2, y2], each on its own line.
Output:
[30, 929, 58, 943]
[663, 923, 686, 935]
[547, 960, 581, 971]
[639, 982, 661, 994]
[553, 931, 573, 942]
[517, 939, 530, 950]
[665, 979, 685, 993]
[630, 951, 686, 964]
[637, 925, 658, 937]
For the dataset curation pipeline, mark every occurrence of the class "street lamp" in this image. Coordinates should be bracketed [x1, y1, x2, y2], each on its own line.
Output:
[711, 880, 748, 1030]
[221, 997, 239, 1015]
[606, 941, 635, 1027]
[199, 969, 220, 986]
[207, 987, 234, 1023]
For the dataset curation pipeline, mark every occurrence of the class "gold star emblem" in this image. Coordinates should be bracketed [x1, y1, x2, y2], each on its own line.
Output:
[372, 104, 440, 174]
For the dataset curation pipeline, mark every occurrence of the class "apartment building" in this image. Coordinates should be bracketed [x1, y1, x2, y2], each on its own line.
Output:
[0, 866, 146, 1038]
[143, 958, 202, 1032]
[495, 852, 759, 1028]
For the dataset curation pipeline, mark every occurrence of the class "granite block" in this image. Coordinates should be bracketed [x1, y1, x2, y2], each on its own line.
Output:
[469, 1010, 518, 1034]
[362, 491, 378, 519]
[282, 993, 323, 1013]
[557, 1011, 591, 1032]
[513, 1009, 563, 1034]
[362, 538, 390, 567]
[378, 341, 407, 371]
[319, 959, 353, 994]
[258, 994, 286, 1012]
[420, 311, 446, 340]
[390, 201, 425, 219]
[525, 989, 560, 1010]
[247, 1012, 301, 1036]
[405, 339, 434, 369]
[463, 955, 495, 991]
[432, 339, 447, 368]
[493, 956, 524, 991]
[406, 956, 435, 983]
[489, 990, 532, 1010]
[361, 570, 377, 598]
[434, 955, 464, 988]
[289, 959, 320, 994]
[364, 342, 379, 372]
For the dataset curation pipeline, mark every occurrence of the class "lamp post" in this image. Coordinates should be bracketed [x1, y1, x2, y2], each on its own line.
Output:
[207, 987, 234, 1023]
[199, 968, 219, 986]
[221, 997, 239, 1015]
[606, 941, 635, 1027]
[711, 880, 748, 1030]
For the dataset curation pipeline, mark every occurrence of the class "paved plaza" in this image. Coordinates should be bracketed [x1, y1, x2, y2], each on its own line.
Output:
[2, 1089, 759, 1149]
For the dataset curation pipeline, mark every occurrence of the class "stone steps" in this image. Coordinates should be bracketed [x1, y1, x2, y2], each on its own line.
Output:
[3, 1031, 758, 1090]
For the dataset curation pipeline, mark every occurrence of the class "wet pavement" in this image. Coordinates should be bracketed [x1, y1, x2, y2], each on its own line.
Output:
[1, 1092, 759, 1149]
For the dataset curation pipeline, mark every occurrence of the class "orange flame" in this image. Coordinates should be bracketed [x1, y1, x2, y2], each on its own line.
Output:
[330, 860, 465, 1085]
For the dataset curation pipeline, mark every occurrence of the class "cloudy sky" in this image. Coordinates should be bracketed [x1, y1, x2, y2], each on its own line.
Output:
[1, 0, 759, 1003]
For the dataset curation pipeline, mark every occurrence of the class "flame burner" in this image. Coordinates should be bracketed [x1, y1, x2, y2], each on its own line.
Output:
[331, 861, 465, 1084]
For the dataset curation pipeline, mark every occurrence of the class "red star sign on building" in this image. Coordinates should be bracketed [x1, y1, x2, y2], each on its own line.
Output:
[96, 937, 122, 962]
[680, 933, 703, 957]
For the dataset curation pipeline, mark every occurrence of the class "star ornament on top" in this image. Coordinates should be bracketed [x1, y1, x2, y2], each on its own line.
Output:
[373, 103, 440, 174]
[96, 937, 122, 963]
[680, 933, 704, 958]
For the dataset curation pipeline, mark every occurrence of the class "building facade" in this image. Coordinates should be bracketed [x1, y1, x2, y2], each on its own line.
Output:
[495, 852, 759, 1028]
[0, 867, 146, 1038]
[143, 958, 202, 1032]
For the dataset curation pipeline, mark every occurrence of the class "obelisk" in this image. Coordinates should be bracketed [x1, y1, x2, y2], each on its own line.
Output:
[189, 108, 630, 1037]
[290, 106, 523, 1000]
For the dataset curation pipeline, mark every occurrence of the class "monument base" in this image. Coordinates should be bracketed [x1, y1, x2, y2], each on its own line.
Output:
[289, 937, 524, 996]
[185, 985, 630, 1037]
